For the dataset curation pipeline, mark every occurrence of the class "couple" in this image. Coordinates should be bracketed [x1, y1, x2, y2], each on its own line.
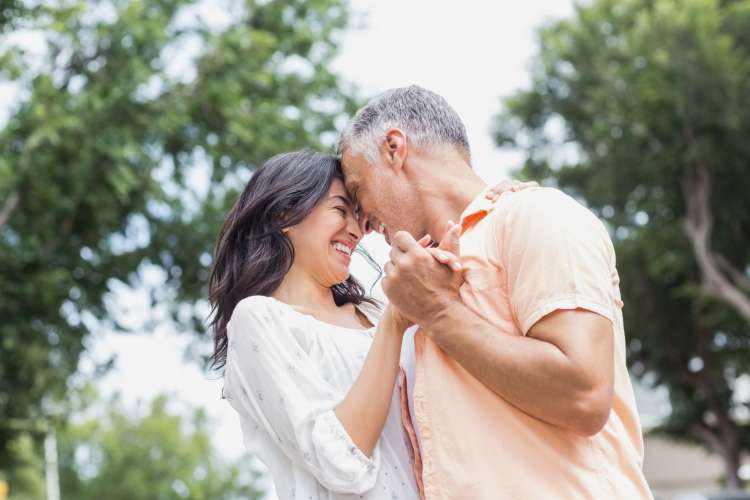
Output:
[208, 86, 653, 499]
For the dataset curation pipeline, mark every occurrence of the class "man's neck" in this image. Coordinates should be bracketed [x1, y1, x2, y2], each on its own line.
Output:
[421, 171, 487, 243]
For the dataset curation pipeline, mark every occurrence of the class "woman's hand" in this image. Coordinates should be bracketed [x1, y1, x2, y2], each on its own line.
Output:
[384, 304, 412, 334]
[414, 225, 463, 273]
[485, 179, 539, 202]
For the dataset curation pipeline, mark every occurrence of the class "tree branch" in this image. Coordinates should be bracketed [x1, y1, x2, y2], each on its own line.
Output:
[681, 162, 750, 322]
[715, 254, 750, 292]
[0, 189, 20, 230]
[690, 421, 723, 455]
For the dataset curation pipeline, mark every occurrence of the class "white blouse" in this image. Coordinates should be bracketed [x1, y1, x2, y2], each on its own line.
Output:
[223, 295, 419, 500]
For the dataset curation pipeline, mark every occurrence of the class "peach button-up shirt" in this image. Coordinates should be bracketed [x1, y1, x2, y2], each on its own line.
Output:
[399, 186, 653, 500]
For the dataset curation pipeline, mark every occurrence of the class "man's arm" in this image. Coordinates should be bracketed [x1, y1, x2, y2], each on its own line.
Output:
[424, 303, 614, 437]
[384, 190, 618, 436]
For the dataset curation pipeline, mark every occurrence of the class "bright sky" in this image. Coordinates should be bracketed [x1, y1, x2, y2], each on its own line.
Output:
[2, 0, 671, 497]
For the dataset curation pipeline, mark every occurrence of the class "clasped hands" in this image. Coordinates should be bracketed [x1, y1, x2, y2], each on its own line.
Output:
[382, 179, 538, 330]
[382, 220, 464, 331]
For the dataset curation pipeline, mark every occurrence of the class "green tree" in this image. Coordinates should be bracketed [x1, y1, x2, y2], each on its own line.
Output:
[0, 0, 356, 478]
[2, 433, 45, 500]
[0, 0, 29, 32]
[495, 0, 750, 490]
[57, 394, 263, 500]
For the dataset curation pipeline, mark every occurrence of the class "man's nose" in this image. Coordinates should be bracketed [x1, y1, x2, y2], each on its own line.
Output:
[357, 211, 372, 236]
[346, 211, 364, 242]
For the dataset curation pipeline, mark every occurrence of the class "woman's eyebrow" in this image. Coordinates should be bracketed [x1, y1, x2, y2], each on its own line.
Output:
[329, 194, 353, 207]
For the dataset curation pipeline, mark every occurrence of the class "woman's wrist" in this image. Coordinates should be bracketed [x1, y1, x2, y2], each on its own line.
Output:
[384, 305, 412, 335]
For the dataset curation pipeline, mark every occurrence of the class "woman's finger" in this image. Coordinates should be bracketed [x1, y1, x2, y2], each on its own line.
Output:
[426, 248, 462, 272]
[417, 234, 432, 247]
[486, 179, 540, 200]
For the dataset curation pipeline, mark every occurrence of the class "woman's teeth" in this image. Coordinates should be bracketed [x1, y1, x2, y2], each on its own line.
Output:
[332, 242, 352, 256]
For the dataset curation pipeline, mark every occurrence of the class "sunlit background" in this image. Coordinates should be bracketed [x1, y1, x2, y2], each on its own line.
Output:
[2, 0, 749, 499]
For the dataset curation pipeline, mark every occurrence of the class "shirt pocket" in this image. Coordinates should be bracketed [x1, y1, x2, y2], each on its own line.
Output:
[459, 266, 519, 335]
[464, 267, 503, 291]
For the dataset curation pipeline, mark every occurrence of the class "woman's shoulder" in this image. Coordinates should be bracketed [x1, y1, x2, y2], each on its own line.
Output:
[230, 295, 280, 322]
[227, 295, 313, 355]
[230, 294, 382, 333]
[229, 295, 309, 334]
[234, 294, 280, 310]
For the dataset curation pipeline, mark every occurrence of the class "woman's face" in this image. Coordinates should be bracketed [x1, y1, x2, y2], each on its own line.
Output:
[285, 178, 362, 287]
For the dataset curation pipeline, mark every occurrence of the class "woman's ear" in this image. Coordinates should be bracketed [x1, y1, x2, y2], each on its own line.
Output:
[280, 210, 293, 233]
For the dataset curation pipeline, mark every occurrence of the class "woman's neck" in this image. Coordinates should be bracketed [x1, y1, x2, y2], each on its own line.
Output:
[272, 264, 339, 315]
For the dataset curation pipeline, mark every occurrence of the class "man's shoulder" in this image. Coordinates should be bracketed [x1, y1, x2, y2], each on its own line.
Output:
[491, 186, 586, 219]
[486, 186, 607, 240]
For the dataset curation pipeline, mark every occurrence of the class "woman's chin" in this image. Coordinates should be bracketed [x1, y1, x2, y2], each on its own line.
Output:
[325, 257, 351, 284]
[329, 268, 350, 286]
[334, 272, 351, 285]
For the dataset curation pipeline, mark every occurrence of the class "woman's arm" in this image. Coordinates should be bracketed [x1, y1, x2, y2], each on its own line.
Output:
[226, 296, 396, 493]
[334, 306, 409, 456]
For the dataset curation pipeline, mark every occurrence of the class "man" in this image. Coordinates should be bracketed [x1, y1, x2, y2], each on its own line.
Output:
[339, 85, 652, 499]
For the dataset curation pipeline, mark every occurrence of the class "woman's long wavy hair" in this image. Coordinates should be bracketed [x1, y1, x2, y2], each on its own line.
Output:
[208, 150, 380, 371]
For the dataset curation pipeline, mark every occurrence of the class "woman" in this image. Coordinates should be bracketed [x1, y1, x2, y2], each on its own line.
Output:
[209, 150, 422, 499]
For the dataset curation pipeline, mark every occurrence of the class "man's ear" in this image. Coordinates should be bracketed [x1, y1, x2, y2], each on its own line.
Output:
[381, 128, 408, 172]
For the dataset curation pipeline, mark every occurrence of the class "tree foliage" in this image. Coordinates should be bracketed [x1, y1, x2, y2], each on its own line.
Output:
[0, 0, 356, 477]
[495, 0, 750, 490]
[57, 394, 264, 500]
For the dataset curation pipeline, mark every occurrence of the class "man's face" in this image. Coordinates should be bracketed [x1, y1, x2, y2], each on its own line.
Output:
[340, 147, 424, 245]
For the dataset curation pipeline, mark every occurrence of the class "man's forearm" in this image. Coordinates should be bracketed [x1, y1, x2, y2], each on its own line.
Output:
[424, 300, 611, 436]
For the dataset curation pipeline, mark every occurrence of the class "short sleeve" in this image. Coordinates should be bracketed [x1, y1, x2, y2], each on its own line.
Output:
[494, 189, 618, 335]
[223, 296, 380, 494]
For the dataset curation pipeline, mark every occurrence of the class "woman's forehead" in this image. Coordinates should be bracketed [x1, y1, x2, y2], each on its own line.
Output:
[328, 178, 349, 198]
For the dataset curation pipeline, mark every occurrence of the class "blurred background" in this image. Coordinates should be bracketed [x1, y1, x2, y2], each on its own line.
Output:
[1, 0, 749, 499]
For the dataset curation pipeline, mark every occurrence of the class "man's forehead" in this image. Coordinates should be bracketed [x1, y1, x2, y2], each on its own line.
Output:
[343, 174, 358, 197]
[340, 152, 360, 183]
[340, 148, 356, 167]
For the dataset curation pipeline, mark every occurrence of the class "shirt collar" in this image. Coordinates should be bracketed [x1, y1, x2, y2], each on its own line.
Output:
[459, 185, 496, 234]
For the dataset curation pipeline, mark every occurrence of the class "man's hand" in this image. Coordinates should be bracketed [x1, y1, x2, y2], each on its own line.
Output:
[382, 222, 463, 325]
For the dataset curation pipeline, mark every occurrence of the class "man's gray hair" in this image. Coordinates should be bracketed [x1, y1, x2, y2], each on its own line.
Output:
[339, 85, 471, 163]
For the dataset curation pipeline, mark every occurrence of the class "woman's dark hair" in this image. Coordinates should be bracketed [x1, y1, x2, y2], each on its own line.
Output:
[208, 150, 379, 370]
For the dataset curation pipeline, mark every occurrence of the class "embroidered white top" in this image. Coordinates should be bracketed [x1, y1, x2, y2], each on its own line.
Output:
[223, 295, 419, 500]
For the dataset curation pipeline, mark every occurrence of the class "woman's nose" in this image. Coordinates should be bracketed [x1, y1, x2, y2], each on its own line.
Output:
[349, 226, 362, 242]
[348, 214, 363, 241]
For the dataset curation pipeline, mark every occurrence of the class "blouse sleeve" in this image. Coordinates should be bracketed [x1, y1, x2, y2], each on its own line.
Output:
[223, 296, 380, 494]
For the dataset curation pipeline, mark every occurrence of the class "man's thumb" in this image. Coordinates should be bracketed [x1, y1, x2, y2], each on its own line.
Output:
[438, 221, 461, 255]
